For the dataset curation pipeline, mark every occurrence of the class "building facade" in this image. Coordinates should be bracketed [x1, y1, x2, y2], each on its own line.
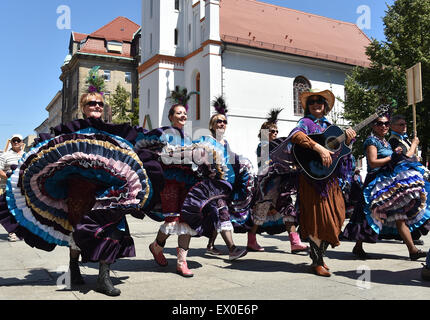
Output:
[139, 0, 371, 170]
[35, 90, 62, 135]
[60, 17, 141, 123]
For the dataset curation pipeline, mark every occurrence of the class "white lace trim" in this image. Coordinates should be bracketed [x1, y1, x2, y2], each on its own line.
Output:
[159, 221, 197, 236]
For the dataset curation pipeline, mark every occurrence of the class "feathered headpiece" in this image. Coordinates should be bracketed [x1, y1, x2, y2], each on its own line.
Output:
[266, 108, 283, 125]
[85, 66, 105, 95]
[167, 86, 199, 111]
[211, 95, 228, 115]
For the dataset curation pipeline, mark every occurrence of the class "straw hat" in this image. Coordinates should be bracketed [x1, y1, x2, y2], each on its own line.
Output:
[300, 89, 335, 113]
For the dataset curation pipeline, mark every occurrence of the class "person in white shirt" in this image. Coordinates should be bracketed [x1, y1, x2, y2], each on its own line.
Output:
[0, 134, 24, 241]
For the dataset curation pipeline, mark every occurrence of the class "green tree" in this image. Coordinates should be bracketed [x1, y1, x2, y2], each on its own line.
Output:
[109, 84, 134, 124]
[344, 0, 430, 165]
[130, 98, 140, 126]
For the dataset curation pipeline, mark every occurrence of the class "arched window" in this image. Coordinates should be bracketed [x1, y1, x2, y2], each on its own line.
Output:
[195, 72, 201, 120]
[293, 76, 311, 115]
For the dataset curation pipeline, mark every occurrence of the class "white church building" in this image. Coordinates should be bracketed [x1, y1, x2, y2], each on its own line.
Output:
[138, 0, 371, 170]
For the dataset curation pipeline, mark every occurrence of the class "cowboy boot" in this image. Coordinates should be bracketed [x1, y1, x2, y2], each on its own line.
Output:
[289, 232, 308, 254]
[96, 262, 121, 297]
[69, 257, 85, 285]
[149, 240, 168, 266]
[308, 239, 330, 277]
[247, 232, 264, 252]
[308, 238, 319, 265]
[176, 247, 193, 277]
[320, 240, 330, 271]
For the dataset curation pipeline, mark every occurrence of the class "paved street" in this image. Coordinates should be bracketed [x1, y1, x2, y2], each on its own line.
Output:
[0, 217, 429, 302]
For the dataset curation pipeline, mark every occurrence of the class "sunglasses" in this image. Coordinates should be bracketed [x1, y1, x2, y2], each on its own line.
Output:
[307, 97, 325, 106]
[269, 129, 278, 134]
[11, 139, 21, 143]
[86, 101, 104, 107]
[376, 121, 390, 127]
[394, 122, 407, 126]
[216, 119, 228, 124]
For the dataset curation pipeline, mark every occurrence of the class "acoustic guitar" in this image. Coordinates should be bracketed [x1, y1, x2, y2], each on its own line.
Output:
[292, 104, 390, 180]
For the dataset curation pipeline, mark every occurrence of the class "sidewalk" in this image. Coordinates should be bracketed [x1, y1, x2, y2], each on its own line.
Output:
[0, 218, 429, 300]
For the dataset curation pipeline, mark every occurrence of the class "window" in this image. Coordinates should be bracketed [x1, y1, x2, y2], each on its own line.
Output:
[293, 76, 311, 115]
[107, 41, 123, 53]
[150, 33, 153, 53]
[103, 70, 111, 81]
[195, 73, 201, 120]
[188, 24, 191, 42]
[175, 0, 180, 11]
[174, 29, 179, 46]
[150, 0, 153, 18]
[125, 72, 131, 83]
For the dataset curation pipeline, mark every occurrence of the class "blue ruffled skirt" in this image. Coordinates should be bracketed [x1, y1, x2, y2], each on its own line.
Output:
[364, 161, 430, 235]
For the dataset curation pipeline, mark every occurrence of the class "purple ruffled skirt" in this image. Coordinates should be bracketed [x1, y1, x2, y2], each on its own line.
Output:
[73, 208, 135, 264]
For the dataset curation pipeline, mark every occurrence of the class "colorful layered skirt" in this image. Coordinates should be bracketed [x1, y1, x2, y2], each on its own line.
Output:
[250, 138, 300, 235]
[0, 124, 152, 252]
[228, 156, 256, 233]
[364, 160, 430, 235]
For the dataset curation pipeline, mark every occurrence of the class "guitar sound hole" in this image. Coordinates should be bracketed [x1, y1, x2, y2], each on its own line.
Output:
[326, 137, 340, 152]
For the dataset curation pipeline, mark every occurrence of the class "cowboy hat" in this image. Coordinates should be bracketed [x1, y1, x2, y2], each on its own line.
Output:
[300, 89, 335, 113]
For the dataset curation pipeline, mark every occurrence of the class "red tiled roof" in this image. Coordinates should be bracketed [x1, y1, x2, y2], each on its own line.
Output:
[220, 0, 371, 67]
[72, 32, 88, 42]
[72, 17, 140, 59]
[90, 16, 140, 43]
[79, 40, 133, 58]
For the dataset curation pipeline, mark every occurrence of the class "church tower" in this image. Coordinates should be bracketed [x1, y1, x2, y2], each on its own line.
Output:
[139, 0, 223, 135]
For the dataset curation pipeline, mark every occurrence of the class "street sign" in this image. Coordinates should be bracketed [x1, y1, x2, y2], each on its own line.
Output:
[406, 62, 422, 105]
[406, 62, 422, 137]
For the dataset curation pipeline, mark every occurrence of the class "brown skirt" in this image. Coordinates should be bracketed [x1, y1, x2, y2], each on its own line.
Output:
[298, 174, 345, 247]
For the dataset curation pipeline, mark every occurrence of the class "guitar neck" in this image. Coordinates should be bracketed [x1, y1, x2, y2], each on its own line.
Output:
[331, 112, 381, 146]
[352, 112, 380, 133]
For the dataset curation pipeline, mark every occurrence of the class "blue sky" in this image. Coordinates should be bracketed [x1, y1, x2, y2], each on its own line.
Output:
[0, 0, 394, 150]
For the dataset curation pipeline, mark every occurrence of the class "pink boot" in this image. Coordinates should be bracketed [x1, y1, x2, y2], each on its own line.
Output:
[247, 232, 264, 252]
[176, 247, 194, 277]
[149, 241, 168, 266]
[290, 232, 309, 253]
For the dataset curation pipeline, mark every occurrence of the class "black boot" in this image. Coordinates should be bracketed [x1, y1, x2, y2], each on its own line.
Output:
[308, 239, 330, 277]
[308, 239, 324, 266]
[69, 257, 85, 285]
[96, 262, 121, 297]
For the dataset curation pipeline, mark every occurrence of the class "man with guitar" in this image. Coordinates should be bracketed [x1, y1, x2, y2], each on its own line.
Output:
[288, 89, 356, 277]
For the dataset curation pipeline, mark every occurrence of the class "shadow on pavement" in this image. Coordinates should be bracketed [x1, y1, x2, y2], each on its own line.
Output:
[334, 267, 430, 287]
[0, 268, 129, 295]
[325, 249, 405, 261]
